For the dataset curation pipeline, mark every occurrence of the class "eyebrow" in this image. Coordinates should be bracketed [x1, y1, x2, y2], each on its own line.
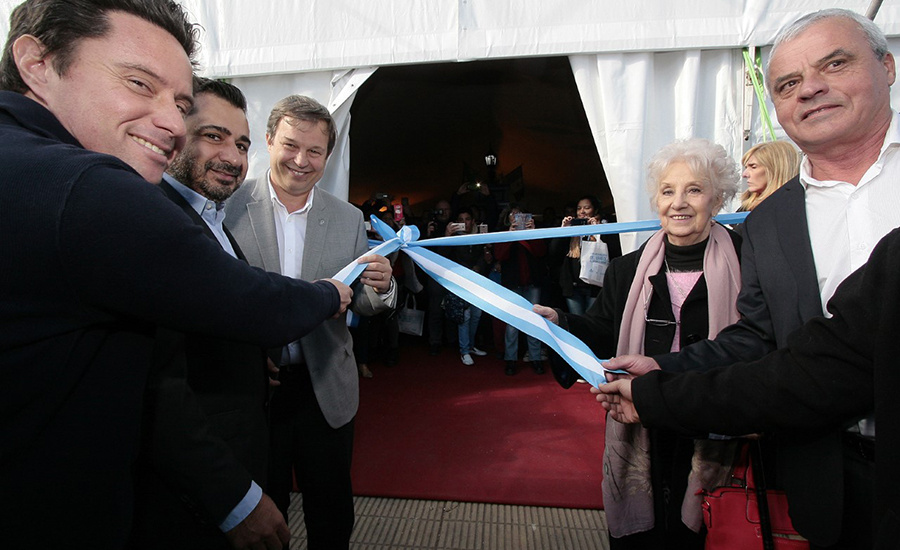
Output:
[196, 124, 251, 146]
[772, 48, 856, 90]
[120, 61, 195, 110]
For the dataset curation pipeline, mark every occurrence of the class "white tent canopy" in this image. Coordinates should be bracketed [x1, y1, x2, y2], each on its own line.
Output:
[2, 0, 898, 250]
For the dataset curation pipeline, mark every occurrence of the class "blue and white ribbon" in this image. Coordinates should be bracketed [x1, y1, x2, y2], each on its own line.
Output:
[335, 211, 749, 387]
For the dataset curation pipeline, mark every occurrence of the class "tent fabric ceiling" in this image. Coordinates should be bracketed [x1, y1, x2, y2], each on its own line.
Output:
[172, 0, 897, 78]
[2, 1, 886, 77]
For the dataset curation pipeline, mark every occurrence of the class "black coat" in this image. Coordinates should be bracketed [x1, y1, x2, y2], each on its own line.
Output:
[634, 226, 900, 550]
[551, 228, 740, 388]
[128, 181, 271, 549]
[653, 177, 846, 545]
[0, 92, 339, 548]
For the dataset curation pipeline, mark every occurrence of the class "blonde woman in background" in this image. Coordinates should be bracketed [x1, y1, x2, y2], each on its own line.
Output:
[739, 140, 801, 211]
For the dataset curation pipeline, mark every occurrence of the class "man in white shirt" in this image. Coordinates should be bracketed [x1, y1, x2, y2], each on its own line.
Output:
[605, 9, 899, 549]
[225, 95, 396, 550]
[132, 78, 289, 550]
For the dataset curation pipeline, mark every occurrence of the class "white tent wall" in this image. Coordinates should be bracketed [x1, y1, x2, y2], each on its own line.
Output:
[570, 49, 743, 252]
[229, 68, 377, 200]
[1, 0, 898, 251]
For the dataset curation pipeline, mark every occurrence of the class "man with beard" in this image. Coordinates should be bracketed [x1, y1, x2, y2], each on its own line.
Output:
[129, 78, 289, 550]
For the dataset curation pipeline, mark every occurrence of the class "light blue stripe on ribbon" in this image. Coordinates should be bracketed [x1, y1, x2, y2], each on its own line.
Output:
[333, 211, 749, 387]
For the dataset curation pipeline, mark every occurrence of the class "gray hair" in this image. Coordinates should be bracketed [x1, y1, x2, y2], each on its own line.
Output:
[767, 9, 889, 90]
[645, 138, 740, 213]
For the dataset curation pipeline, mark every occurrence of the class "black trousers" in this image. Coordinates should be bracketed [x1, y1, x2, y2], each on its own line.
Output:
[810, 438, 875, 550]
[267, 365, 355, 550]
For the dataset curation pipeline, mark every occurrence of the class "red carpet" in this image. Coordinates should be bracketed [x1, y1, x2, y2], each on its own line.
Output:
[351, 338, 606, 509]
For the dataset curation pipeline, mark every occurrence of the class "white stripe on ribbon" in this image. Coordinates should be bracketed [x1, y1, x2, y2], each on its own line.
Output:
[334, 212, 749, 387]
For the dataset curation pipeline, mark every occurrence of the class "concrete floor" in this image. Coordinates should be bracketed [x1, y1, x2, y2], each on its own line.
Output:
[287, 494, 610, 550]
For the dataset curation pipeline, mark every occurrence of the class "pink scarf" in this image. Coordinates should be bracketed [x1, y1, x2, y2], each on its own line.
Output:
[602, 223, 741, 538]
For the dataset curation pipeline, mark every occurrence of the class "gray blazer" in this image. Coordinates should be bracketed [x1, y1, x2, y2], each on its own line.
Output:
[225, 176, 392, 428]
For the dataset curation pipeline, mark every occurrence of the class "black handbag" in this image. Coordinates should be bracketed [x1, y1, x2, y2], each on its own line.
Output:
[441, 293, 468, 324]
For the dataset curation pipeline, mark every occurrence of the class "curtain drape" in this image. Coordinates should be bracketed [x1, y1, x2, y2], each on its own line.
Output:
[569, 50, 743, 252]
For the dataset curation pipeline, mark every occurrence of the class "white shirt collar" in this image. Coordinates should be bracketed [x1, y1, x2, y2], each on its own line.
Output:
[265, 168, 315, 215]
[800, 110, 900, 188]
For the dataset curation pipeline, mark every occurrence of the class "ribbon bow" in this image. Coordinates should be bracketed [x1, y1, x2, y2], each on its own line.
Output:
[334, 211, 749, 387]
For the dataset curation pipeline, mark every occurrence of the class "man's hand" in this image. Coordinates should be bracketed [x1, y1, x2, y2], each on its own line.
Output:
[605, 354, 661, 377]
[266, 358, 280, 387]
[224, 493, 290, 550]
[358, 254, 393, 293]
[591, 380, 640, 424]
[532, 304, 559, 325]
[320, 278, 353, 317]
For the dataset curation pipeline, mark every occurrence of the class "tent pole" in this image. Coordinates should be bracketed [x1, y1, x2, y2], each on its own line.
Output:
[866, 0, 884, 20]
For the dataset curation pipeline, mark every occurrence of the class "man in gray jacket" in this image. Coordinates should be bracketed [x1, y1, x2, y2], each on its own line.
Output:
[226, 95, 396, 550]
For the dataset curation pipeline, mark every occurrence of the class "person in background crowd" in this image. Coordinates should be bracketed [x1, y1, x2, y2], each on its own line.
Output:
[446, 207, 489, 365]
[554, 194, 622, 315]
[608, 9, 900, 549]
[494, 204, 548, 376]
[424, 198, 454, 355]
[536, 138, 742, 549]
[451, 180, 499, 232]
[738, 140, 800, 211]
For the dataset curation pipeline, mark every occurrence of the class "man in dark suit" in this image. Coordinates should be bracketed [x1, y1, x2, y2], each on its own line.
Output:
[596, 225, 900, 549]
[609, 9, 900, 549]
[129, 78, 289, 549]
[226, 95, 397, 550]
[0, 3, 351, 548]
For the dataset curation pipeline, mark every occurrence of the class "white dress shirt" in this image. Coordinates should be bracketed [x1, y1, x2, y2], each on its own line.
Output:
[803, 111, 900, 314]
[163, 174, 238, 259]
[801, 111, 900, 438]
[267, 175, 315, 365]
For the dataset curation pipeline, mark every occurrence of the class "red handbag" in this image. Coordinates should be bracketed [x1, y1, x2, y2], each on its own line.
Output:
[701, 442, 809, 550]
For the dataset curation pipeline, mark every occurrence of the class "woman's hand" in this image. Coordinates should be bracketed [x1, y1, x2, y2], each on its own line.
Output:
[561, 216, 574, 227]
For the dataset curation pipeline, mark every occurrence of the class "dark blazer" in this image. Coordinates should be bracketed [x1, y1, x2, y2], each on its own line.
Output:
[128, 181, 271, 548]
[655, 177, 843, 545]
[633, 227, 900, 550]
[0, 92, 339, 549]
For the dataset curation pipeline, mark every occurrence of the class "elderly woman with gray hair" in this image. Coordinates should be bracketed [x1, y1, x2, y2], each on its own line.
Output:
[535, 138, 742, 549]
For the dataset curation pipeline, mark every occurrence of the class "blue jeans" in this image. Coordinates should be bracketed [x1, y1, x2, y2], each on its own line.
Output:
[565, 286, 598, 316]
[458, 306, 482, 355]
[504, 284, 542, 361]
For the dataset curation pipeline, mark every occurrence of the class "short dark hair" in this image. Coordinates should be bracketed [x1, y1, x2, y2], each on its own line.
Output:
[0, 0, 199, 93]
[266, 95, 337, 155]
[193, 76, 247, 113]
[576, 194, 602, 213]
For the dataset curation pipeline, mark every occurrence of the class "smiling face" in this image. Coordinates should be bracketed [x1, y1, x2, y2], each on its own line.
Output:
[27, 12, 194, 183]
[768, 17, 895, 157]
[656, 161, 721, 246]
[266, 116, 330, 211]
[576, 199, 596, 219]
[742, 154, 768, 194]
[167, 92, 251, 201]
